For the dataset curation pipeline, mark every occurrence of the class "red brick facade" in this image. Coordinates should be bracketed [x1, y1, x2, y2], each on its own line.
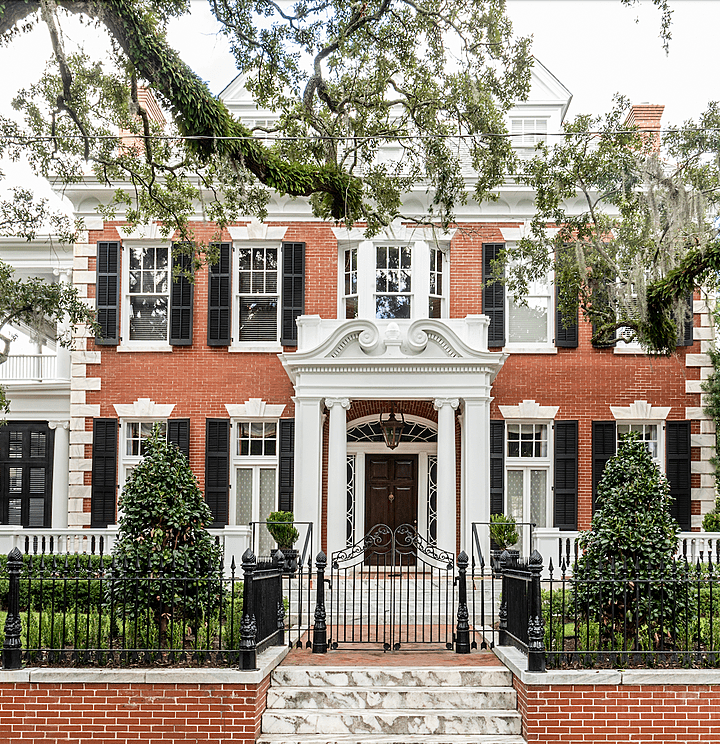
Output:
[515, 677, 720, 743]
[0, 678, 270, 744]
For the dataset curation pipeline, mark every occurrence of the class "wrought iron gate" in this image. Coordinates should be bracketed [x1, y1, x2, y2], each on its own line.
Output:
[327, 524, 456, 651]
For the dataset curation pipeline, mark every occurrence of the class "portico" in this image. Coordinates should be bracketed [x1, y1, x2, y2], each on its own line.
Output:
[280, 315, 505, 558]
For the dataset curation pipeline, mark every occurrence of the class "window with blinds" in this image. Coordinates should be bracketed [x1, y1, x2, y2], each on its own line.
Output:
[508, 274, 552, 345]
[128, 245, 169, 341]
[511, 118, 548, 148]
[238, 247, 279, 341]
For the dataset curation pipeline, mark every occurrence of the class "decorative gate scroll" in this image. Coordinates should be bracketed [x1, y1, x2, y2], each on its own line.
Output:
[327, 523, 456, 651]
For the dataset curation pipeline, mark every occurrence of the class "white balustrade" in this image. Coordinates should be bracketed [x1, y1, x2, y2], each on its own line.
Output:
[0, 354, 58, 381]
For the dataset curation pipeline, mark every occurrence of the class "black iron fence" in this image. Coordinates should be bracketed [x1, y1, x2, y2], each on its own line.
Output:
[0, 543, 314, 670]
[545, 554, 720, 669]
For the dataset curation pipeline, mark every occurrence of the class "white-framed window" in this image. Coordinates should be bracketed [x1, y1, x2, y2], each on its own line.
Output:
[375, 245, 412, 319]
[506, 422, 552, 544]
[429, 246, 444, 319]
[338, 240, 448, 320]
[120, 419, 167, 492]
[343, 247, 359, 319]
[232, 420, 278, 553]
[234, 244, 280, 345]
[511, 118, 548, 148]
[617, 422, 663, 468]
[507, 275, 553, 348]
[124, 245, 170, 343]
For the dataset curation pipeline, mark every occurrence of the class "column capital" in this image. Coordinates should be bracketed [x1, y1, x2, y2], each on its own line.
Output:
[325, 397, 351, 410]
[434, 397, 460, 411]
[48, 419, 71, 431]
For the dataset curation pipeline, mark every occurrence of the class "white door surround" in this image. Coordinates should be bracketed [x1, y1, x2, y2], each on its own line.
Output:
[280, 316, 506, 558]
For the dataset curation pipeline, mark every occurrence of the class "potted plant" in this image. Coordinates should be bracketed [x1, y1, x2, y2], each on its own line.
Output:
[489, 513, 520, 569]
[266, 511, 300, 573]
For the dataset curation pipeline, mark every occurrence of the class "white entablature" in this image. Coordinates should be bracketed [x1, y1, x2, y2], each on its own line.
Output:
[280, 316, 506, 401]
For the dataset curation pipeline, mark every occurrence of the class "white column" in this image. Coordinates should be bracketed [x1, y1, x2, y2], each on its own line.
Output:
[54, 268, 72, 380]
[48, 419, 70, 529]
[434, 397, 459, 554]
[292, 397, 324, 553]
[325, 397, 351, 558]
[462, 397, 491, 560]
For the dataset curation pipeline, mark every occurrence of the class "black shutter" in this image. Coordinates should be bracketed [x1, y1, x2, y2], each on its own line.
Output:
[205, 419, 229, 527]
[483, 243, 505, 347]
[592, 421, 616, 512]
[555, 290, 579, 348]
[278, 419, 295, 512]
[281, 242, 305, 347]
[96, 241, 120, 345]
[91, 419, 118, 528]
[167, 419, 190, 458]
[490, 420, 505, 515]
[666, 421, 692, 530]
[554, 421, 578, 530]
[170, 249, 193, 345]
[208, 242, 232, 346]
[679, 291, 695, 347]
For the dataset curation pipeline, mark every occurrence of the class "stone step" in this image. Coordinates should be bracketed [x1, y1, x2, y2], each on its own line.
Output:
[266, 685, 516, 710]
[261, 708, 522, 736]
[258, 736, 527, 744]
[271, 667, 513, 688]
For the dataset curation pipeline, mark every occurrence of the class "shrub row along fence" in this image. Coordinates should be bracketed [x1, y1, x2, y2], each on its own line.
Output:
[0, 544, 315, 670]
[544, 553, 720, 669]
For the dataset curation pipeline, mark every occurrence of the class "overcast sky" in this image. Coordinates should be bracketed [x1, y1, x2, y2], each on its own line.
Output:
[1, 0, 718, 208]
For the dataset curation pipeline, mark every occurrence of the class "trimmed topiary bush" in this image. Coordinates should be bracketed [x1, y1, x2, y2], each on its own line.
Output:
[106, 426, 222, 646]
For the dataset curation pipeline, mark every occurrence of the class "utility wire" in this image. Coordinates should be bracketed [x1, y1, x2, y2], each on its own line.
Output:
[0, 127, 718, 143]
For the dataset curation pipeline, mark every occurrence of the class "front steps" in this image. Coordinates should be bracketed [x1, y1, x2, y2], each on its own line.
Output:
[258, 666, 526, 744]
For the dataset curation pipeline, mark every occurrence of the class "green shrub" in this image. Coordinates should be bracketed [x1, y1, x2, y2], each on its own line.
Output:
[107, 427, 223, 645]
[266, 511, 299, 548]
[702, 495, 720, 532]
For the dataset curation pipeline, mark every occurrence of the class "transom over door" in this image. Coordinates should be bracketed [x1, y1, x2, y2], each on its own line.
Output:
[365, 454, 418, 533]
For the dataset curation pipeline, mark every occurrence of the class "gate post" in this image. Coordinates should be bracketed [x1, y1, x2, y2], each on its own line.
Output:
[239, 548, 257, 670]
[2, 547, 23, 670]
[312, 551, 328, 653]
[497, 550, 508, 647]
[455, 550, 471, 654]
[527, 549, 546, 672]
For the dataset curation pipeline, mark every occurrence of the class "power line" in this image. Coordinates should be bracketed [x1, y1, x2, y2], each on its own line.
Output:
[0, 127, 719, 144]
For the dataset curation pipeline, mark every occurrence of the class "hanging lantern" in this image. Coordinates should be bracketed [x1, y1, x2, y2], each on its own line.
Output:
[379, 403, 405, 450]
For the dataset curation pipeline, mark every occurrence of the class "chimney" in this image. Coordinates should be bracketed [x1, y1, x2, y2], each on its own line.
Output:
[625, 103, 664, 151]
[119, 87, 167, 154]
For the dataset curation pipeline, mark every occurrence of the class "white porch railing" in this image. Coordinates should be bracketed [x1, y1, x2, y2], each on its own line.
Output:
[0, 526, 252, 571]
[534, 528, 720, 575]
[0, 354, 57, 381]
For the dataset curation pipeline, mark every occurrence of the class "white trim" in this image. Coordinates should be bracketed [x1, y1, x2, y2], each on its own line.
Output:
[225, 399, 286, 418]
[346, 413, 438, 432]
[113, 398, 175, 418]
[610, 400, 671, 420]
[499, 400, 560, 420]
[227, 221, 288, 242]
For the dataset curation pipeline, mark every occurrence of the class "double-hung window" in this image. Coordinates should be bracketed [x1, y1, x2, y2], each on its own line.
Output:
[233, 421, 278, 555]
[429, 246, 444, 318]
[375, 245, 412, 319]
[617, 422, 662, 468]
[127, 246, 169, 342]
[120, 420, 167, 492]
[511, 118, 548, 149]
[506, 423, 551, 547]
[507, 274, 553, 348]
[237, 246, 279, 343]
[343, 247, 359, 319]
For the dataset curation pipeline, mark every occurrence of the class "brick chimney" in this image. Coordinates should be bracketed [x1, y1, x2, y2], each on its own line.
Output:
[625, 103, 664, 151]
[119, 87, 166, 153]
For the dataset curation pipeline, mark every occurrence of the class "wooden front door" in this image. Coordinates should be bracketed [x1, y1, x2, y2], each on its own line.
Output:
[365, 454, 418, 533]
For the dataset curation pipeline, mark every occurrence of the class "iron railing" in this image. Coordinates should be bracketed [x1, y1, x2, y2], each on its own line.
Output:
[545, 554, 720, 669]
[0, 544, 308, 670]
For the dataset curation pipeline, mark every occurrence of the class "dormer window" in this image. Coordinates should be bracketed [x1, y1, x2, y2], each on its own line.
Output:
[511, 118, 548, 148]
